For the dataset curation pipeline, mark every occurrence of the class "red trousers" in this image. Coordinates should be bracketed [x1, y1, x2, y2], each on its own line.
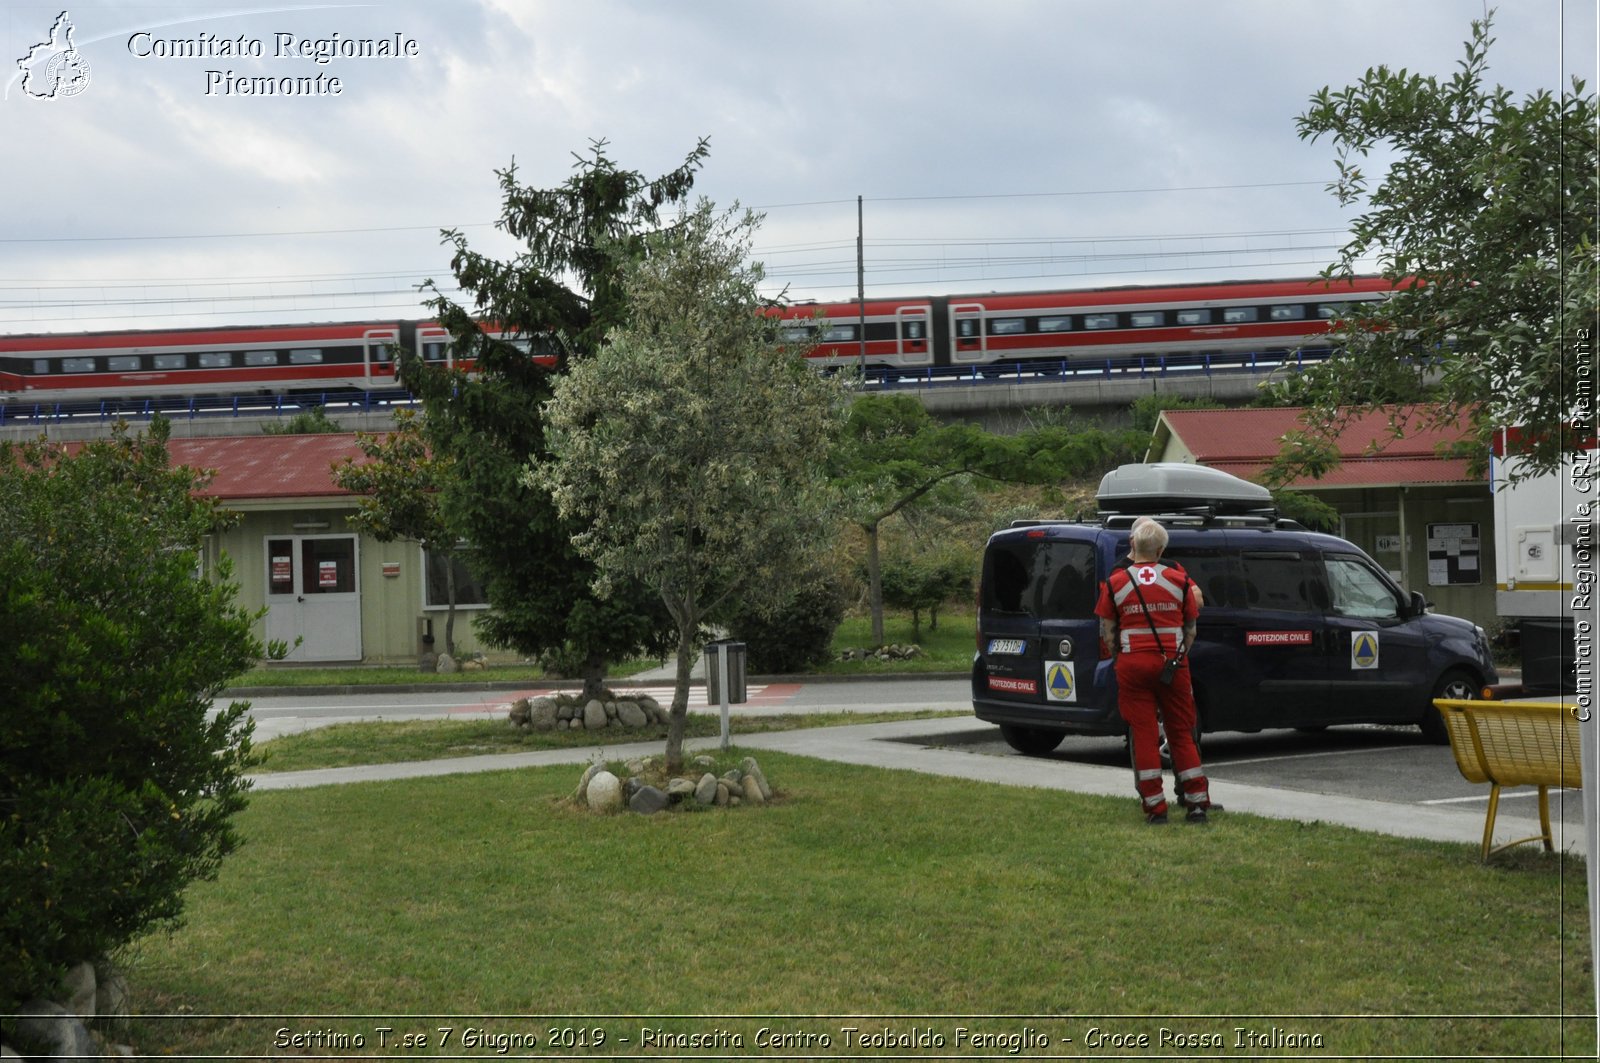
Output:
[1115, 652, 1210, 816]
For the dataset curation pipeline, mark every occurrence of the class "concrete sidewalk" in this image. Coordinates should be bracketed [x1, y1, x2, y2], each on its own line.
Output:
[247, 714, 1578, 855]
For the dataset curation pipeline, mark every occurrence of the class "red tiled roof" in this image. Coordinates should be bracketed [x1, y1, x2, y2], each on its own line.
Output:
[168, 434, 368, 500]
[1160, 407, 1480, 488]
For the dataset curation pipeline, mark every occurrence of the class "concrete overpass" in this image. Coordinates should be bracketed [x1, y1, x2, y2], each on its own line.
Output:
[0, 364, 1281, 442]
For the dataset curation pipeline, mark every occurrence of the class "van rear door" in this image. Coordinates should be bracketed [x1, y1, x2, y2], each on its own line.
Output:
[978, 533, 1100, 708]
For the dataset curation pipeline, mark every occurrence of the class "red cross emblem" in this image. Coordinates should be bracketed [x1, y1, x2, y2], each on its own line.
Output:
[1136, 565, 1158, 585]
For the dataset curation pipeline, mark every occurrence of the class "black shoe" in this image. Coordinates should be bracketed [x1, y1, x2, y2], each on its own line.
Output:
[1184, 805, 1208, 824]
[1179, 798, 1223, 814]
[1146, 811, 1169, 825]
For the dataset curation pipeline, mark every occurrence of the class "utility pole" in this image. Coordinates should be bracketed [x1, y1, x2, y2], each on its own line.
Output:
[857, 195, 866, 374]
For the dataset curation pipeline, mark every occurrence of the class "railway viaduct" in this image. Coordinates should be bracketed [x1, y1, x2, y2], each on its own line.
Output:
[0, 365, 1273, 442]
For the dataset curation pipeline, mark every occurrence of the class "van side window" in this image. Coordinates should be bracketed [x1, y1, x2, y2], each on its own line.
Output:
[1163, 547, 1240, 608]
[981, 540, 1097, 619]
[1323, 554, 1400, 620]
[1238, 552, 1317, 612]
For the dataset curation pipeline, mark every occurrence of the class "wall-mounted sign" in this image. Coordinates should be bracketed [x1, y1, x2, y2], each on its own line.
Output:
[319, 560, 340, 588]
[271, 556, 292, 585]
[382, 561, 401, 578]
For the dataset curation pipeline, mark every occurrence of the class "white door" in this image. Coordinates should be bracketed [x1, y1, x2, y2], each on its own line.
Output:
[265, 535, 362, 662]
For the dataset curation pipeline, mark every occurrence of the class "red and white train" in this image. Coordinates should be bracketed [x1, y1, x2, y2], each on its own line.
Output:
[0, 277, 1392, 405]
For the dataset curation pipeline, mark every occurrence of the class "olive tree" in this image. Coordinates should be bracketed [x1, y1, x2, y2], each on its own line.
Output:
[533, 201, 851, 771]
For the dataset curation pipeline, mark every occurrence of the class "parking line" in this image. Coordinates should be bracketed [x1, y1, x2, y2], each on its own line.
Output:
[1220, 743, 1413, 769]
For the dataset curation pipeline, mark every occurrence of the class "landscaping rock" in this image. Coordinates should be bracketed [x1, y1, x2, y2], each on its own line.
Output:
[694, 773, 719, 805]
[11, 1001, 100, 1059]
[530, 698, 559, 732]
[740, 775, 766, 805]
[62, 961, 96, 1018]
[629, 786, 670, 815]
[740, 758, 772, 801]
[583, 699, 608, 731]
[585, 771, 622, 812]
[617, 701, 648, 729]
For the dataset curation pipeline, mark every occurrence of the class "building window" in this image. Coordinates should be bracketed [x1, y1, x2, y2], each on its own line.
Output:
[423, 546, 489, 609]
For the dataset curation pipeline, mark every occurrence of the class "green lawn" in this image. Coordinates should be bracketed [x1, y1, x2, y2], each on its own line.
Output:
[125, 752, 1592, 1059]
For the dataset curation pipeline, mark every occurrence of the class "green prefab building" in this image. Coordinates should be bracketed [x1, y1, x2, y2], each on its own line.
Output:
[174, 433, 497, 664]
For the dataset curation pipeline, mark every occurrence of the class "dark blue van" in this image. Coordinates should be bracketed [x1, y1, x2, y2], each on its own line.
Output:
[972, 464, 1497, 755]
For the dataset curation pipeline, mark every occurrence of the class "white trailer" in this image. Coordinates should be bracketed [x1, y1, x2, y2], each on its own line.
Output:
[1492, 430, 1598, 694]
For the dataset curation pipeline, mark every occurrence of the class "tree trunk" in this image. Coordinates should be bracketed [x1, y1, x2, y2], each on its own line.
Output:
[866, 519, 884, 646]
[581, 653, 607, 702]
[664, 622, 697, 774]
[442, 551, 458, 658]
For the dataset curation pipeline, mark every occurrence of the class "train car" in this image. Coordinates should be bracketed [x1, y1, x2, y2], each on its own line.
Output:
[0, 319, 542, 405]
[0, 320, 449, 404]
[773, 276, 1396, 372]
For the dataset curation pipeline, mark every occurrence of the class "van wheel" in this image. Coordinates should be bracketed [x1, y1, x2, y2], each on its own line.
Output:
[1422, 669, 1475, 744]
[999, 724, 1064, 757]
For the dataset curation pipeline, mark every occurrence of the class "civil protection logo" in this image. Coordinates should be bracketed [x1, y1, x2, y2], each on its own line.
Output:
[17, 10, 91, 100]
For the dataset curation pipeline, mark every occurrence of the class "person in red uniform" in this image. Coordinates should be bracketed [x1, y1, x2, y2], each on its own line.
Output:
[1094, 517, 1219, 824]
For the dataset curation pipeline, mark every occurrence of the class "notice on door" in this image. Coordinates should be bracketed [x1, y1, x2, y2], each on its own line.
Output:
[1427, 522, 1481, 587]
[271, 556, 292, 587]
[319, 560, 339, 588]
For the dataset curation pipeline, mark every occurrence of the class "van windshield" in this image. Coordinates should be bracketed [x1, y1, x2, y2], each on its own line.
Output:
[983, 539, 1097, 619]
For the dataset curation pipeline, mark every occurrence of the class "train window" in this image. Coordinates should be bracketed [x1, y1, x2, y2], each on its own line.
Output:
[106, 356, 141, 372]
[1083, 314, 1119, 330]
[777, 327, 812, 344]
[1037, 316, 1072, 332]
[422, 341, 451, 361]
[822, 325, 858, 342]
[957, 320, 978, 339]
[988, 318, 1026, 335]
[1268, 305, 1307, 321]
[1222, 307, 1259, 324]
[244, 350, 279, 367]
[1130, 312, 1164, 328]
[198, 352, 233, 368]
[289, 349, 324, 364]
[153, 354, 186, 370]
[1317, 303, 1349, 319]
[61, 357, 96, 373]
[1176, 309, 1211, 325]
[902, 321, 925, 339]
[31, 359, 51, 374]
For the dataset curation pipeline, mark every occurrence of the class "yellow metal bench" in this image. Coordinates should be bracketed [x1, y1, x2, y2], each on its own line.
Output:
[1434, 698, 1583, 860]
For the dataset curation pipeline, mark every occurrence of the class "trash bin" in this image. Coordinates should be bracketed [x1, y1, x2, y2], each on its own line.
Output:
[703, 640, 747, 704]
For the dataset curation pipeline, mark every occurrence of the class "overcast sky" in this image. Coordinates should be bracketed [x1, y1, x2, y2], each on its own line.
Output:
[4, 1, 1594, 335]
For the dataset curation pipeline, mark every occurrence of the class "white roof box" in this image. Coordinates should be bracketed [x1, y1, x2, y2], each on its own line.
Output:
[1096, 462, 1275, 518]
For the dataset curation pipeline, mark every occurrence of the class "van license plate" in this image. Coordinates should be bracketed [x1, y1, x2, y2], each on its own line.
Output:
[987, 638, 1027, 655]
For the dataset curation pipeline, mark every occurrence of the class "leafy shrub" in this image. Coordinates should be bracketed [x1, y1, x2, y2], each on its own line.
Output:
[0, 423, 260, 1011]
[724, 570, 850, 674]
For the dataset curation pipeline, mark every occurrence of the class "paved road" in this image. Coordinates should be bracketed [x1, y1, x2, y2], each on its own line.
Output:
[227, 676, 1586, 845]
